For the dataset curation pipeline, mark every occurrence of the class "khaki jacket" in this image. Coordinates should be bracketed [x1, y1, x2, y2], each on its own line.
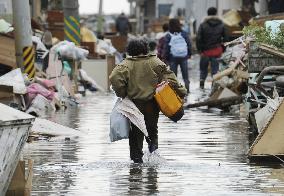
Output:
[109, 54, 187, 101]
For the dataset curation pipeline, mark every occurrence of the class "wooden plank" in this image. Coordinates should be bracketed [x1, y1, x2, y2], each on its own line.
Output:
[0, 129, 12, 167]
[259, 44, 284, 59]
[24, 159, 33, 196]
[0, 85, 13, 99]
[185, 96, 243, 109]
[251, 13, 284, 27]
[0, 35, 16, 68]
[6, 161, 25, 196]
[0, 124, 30, 195]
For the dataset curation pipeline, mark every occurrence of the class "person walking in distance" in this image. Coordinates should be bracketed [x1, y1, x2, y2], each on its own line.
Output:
[109, 38, 187, 163]
[157, 23, 169, 62]
[163, 18, 191, 94]
[115, 12, 131, 36]
[196, 7, 228, 89]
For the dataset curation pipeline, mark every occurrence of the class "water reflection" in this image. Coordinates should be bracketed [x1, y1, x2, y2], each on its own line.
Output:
[22, 89, 284, 195]
[26, 139, 79, 195]
[126, 166, 159, 195]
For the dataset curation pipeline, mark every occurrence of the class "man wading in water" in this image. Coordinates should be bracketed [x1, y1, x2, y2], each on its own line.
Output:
[110, 38, 187, 163]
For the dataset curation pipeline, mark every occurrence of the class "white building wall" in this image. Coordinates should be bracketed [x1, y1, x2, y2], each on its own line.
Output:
[0, 0, 13, 23]
[185, 0, 241, 32]
[155, 0, 242, 34]
[218, 0, 242, 15]
[0, 0, 12, 14]
[156, 0, 186, 18]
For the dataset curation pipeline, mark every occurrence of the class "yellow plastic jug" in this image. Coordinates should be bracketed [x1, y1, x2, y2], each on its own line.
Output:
[154, 81, 184, 122]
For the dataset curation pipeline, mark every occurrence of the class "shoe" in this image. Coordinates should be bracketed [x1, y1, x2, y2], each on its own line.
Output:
[145, 136, 158, 153]
[148, 143, 158, 153]
[200, 80, 204, 89]
[133, 158, 143, 163]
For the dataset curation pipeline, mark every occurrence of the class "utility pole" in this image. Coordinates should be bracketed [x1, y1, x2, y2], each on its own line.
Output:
[258, 0, 268, 16]
[63, 0, 80, 93]
[63, 0, 80, 45]
[12, 0, 36, 78]
[136, 1, 144, 35]
[32, 0, 41, 19]
[97, 0, 104, 34]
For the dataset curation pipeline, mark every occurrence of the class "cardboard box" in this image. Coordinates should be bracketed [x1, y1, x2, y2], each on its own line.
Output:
[0, 34, 16, 69]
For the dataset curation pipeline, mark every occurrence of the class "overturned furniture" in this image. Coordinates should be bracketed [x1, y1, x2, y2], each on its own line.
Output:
[0, 103, 35, 195]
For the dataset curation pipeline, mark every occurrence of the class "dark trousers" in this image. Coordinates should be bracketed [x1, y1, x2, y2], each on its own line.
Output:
[129, 99, 160, 160]
[169, 57, 190, 93]
[199, 55, 219, 81]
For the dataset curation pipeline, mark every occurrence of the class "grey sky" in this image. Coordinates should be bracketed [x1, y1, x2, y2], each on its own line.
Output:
[79, 0, 130, 14]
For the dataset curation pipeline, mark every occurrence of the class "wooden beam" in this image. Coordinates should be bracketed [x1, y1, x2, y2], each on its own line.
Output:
[185, 96, 243, 109]
[259, 44, 284, 59]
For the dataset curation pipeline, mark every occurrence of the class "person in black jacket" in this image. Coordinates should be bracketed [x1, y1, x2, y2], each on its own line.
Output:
[115, 12, 131, 36]
[196, 7, 228, 89]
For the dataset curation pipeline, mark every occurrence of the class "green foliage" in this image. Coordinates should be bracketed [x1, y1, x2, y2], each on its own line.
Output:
[243, 24, 284, 51]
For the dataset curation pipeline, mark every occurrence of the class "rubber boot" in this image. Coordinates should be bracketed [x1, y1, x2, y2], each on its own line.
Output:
[200, 80, 205, 89]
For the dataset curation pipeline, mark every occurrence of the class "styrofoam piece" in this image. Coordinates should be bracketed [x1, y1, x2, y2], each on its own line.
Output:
[0, 68, 27, 94]
[31, 118, 82, 138]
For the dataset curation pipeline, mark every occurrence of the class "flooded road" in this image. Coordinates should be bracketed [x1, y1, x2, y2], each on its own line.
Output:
[23, 59, 284, 195]
[23, 90, 284, 196]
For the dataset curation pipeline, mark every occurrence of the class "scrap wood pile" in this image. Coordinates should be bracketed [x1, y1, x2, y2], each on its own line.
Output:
[243, 22, 284, 135]
[187, 18, 284, 111]
[186, 36, 250, 110]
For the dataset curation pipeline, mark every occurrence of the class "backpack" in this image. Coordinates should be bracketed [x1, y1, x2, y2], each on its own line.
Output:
[169, 33, 188, 58]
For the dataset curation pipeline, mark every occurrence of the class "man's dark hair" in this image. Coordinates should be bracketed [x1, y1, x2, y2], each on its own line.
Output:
[207, 7, 217, 16]
[148, 40, 157, 52]
[168, 18, 182, 33]
[162, 23, 169, 32]
[127, 38, 149, 56]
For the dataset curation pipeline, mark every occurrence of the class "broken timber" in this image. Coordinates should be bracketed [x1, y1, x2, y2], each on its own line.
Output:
[258, 44, 284, 59]
[185, 96, 243, 109]
[0, 103, 34, 195]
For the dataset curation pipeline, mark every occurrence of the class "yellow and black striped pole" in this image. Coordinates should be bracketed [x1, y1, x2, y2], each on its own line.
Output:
[64, 15, 81, 45]
[23, 46, 36, 79]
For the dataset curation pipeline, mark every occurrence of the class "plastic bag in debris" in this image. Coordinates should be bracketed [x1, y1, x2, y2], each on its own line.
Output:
[96, 39, 117, 55]
[53, 41, 89, 60]
[0, 19, 14, 33]
[79, 69, 104, 91]
[110, 99, 130, 142]
[26, 94, 56, 117]
[0, 68, 27, 94]
[32, 36, 48, 51]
